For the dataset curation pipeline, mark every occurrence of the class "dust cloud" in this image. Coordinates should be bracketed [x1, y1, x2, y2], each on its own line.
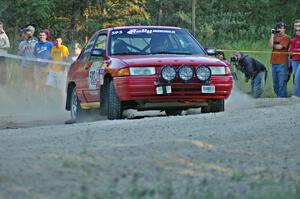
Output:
[0, 72, 256, 128]
[225, 84, 256, 111]
[0, 84, 69, 128]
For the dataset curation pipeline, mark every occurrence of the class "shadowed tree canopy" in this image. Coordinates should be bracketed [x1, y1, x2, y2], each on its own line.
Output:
[0, 0, 300, 50]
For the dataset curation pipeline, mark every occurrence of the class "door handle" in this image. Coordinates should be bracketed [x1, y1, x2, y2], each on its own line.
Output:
[84, 65, 91, 70]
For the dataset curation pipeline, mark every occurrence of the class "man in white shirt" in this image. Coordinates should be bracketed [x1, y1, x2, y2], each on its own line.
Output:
[0, 21, 10, 85]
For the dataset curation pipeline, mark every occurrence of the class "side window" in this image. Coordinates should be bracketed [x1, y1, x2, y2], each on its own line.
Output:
[90, 34, 107, 61]
[94, 34, 107, 49]
[79, 34, 97, 61]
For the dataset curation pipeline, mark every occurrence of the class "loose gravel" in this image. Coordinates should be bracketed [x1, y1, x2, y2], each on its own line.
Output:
[1, 92, 300, 199]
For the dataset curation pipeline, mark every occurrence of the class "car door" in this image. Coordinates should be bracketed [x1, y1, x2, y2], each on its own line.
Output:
[72, 33, 98, 103]
[82, 32, 107, 103]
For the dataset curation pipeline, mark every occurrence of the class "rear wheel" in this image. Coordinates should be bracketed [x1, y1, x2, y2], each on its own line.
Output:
[165, 109, 182, 116]
[108, 80, 123, 120]
[70, 87, 86, 122]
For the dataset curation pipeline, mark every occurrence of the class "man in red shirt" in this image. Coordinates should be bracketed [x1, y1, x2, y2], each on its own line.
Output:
[268, 21, 290, 97]
[289, 25, 300, 97]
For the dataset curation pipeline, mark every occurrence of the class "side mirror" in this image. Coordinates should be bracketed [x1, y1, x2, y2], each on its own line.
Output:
[205, 47, 217, 56]
[91, 48, 105, 57]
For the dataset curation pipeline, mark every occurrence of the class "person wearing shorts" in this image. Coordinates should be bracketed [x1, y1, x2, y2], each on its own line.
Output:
[33, 30, 53, 95]
[48, 36, 69, 90]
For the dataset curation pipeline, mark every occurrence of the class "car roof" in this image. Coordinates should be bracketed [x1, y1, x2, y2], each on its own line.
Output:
[100, 26, 182, 32]
[94, 26, 184, 35]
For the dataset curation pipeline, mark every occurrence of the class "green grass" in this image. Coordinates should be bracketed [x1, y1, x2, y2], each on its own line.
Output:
[220, 40, 294, 97]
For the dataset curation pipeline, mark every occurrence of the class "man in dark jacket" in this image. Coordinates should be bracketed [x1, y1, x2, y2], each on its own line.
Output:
[234, 51, 267, 98]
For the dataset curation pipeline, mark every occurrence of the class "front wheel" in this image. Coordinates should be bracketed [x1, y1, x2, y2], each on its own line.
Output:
[108, 80, 123, 120]
[201, 106, 211, 113]
[201, 99, 224, 113]
[210, 99, 224, 112]
[165, 109, 182, 116]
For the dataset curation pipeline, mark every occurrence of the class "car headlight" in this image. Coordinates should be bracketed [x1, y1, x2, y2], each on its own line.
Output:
[178, 65, 194, 81]
[129, 67, 156, 76]
[161, 65, 176, 81]
[209, 66, 226, 75]
[196, 66, 211, 81]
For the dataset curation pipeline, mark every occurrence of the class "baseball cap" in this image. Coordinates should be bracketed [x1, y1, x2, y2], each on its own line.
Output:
[27, 25, 35, 32]
[20, 28, 29, 33]
[276, 21, 285, 28]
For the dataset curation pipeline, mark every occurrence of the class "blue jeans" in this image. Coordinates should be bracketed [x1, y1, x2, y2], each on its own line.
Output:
[291, 60, 300, 97]
[251, 71, 266, 98]
[272, 64, 288, 98]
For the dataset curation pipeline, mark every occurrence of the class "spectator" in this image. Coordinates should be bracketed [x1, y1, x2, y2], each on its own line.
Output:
[215, 51, 230, 66]
[0, 21, 10, 85]
[233, 51, 267, 98]
[48, 36, 69, 90]
[18, 27, 38, 90]
[33, 30, 53, 94]
[268, 21, 290, 98]
[71, 43, 82, 62]
[43, 29, 52, 42]
[289, 26, 300, 97]
[26, 25, 37, 40]
[294, 19, 300, 30]
[216, 51, 238, 80]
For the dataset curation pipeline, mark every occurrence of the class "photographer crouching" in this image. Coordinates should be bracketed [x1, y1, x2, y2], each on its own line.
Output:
[231, 51, 267, 98]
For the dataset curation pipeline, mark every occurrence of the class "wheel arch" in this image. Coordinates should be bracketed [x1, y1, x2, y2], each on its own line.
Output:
[100, 74, 113, 96]
[99, 73, 113, 115]
[66, 82, 76, 111]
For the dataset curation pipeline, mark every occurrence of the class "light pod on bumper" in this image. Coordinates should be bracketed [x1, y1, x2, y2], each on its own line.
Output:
[196, 66, 211, 81]
[161, 65, 176, 82]
[178, 65, 194, 81]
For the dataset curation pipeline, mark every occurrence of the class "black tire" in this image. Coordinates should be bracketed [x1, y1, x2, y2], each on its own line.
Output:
[201, 106, 211, 113]
[165, 109, 182, 116]
[99, 84, 108, 116]
[70, 87, 87, 122]
[108, 80, 123, 120]
[201, 99, 224, 113]
[210, 99, 225, 112]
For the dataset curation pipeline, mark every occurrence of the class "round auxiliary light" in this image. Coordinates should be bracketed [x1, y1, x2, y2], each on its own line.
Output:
[178, 65, 194, 81]
[161, 65, 176, 82]
[196, 66, 211, 81]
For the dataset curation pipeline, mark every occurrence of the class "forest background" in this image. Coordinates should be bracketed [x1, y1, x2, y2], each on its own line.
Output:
[1, 0, 300, 97]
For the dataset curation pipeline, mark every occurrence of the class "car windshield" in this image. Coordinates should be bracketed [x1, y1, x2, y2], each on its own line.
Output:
[109, 28, 206, 56]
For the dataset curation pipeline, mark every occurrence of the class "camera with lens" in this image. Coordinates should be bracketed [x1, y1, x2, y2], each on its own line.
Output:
[272, 19, 284, 34]
[271, 29, 280, 34]
[230, 55, 238, 62]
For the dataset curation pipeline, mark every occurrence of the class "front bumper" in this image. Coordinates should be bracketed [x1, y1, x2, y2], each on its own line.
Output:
[113, 75, 233, 109]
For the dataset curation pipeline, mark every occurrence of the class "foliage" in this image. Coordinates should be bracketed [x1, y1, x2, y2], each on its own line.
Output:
[0, 0, 300, 50]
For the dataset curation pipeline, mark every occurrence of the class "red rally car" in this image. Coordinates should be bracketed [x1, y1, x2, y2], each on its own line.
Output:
[65, 26, 233, 120]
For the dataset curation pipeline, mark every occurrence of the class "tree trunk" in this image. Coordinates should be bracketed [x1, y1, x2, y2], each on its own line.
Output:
[192, 0, 197, 36]
[157, 1, 163, 25]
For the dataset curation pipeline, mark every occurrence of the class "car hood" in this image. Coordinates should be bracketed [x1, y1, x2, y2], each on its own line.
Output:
[110, 54, 227, 67]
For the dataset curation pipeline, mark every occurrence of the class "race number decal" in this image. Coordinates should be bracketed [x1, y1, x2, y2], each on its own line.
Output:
[88, 62, 100, 90]
[99, 68, 105, 85]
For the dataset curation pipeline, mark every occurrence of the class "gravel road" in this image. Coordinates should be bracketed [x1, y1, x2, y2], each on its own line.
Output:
[0, 87, 300, 199]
